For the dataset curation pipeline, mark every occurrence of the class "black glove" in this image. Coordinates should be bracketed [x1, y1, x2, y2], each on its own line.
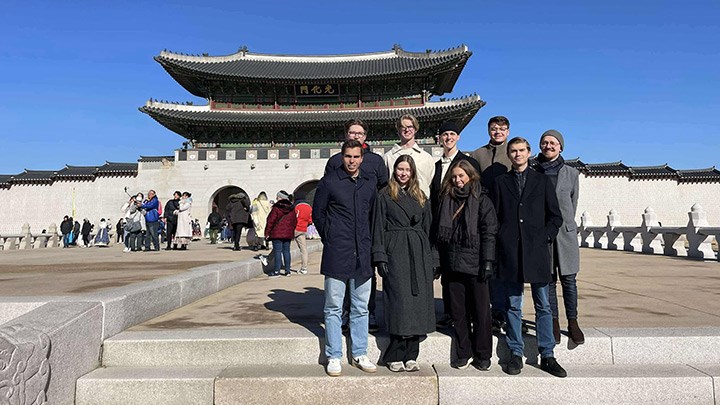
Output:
[375, 262, 389, 278]
[433, 266, 443, 280]
[480, 261, 495, 282]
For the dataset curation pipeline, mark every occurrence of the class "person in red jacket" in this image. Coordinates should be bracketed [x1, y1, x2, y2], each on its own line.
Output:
[265, 191, 297, 277]
[293, 192, 313, 275]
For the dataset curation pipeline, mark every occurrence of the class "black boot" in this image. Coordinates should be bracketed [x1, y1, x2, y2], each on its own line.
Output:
[540, 357, 567, 378]
[567, 318, 585, 345]
[553, 318, 561, 344]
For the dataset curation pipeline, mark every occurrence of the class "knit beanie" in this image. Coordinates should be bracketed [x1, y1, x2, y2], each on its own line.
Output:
[541, 129, 565, 151]
[276, 190, 290, 201]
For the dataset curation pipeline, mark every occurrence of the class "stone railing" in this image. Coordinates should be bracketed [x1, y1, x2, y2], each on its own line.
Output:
[579, 204, 720, 261]
[0, 223, 115, 251]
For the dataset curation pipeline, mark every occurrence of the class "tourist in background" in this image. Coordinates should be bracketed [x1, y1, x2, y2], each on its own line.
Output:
[429, 121, 481, 329]
[207, 206, 223, 244]
[60, 215, 72, 248]
[472, 116, 514, 333]
[173, 192, 193, 250]
[81, 218, 93, 247]
[94, 218, 111, 246]
[139, 189, 161, 251]
[533, 130, 585, 345]
[71, 219, 81, 246]
[265, 190, 297, 277]
[164, 191, 181, 250]
[371, 155, 435, 372]
[125, 202, 145, 252]
[293, 191, 313, 274]
[251, 191, 272, 250]
[314, 139, 378, 377]
[492, 137, 566, 377]
[226, 191, 251, 251]
[435, 160, 497, 370]
[115, 218, 124, 243]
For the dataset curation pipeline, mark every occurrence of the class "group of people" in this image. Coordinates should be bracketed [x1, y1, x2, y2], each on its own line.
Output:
[227, 189, 314, 278]
[315, 115, 583, 379]
[121, 189, 195, 252]
[59, 216, 110, 247]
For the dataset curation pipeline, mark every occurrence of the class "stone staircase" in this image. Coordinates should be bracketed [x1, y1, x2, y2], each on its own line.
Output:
[76, 326, 720, 404]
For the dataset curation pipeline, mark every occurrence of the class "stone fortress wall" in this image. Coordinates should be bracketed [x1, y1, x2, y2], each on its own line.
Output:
[1, 149, 719, 234]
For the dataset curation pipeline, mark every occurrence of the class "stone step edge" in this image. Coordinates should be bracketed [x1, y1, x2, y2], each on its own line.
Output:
[101, 326, 720, 367]
[76, 364, 720, 405]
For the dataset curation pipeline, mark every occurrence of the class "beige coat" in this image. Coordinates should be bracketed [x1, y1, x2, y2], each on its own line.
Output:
[251, 198, 271, 234]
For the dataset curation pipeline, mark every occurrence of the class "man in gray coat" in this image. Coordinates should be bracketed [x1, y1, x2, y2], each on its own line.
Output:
[533, 130, 584, 345]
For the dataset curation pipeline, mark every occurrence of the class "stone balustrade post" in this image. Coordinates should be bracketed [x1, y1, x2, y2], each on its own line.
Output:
[47, 223, 59, 248]
[605, 209, 623, 250]
[20, 223, 33, 250]
[579, 211, 594, 247]
[640, 207, 664, 254]
[686, 203, 716, 260]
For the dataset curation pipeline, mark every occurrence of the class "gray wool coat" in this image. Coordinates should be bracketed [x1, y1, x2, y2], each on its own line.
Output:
[552, 164, 581, 275]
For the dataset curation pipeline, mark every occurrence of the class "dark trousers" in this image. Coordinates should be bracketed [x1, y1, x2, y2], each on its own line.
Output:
[166, 220, 177, 248]
[82, 233, 90, 246]
[232, 223, 244, 249]
[447, 271, 492, 361]
[145, 221, 160, 251]
[383, 334, 422, 363]
[128, 231, 143, 251]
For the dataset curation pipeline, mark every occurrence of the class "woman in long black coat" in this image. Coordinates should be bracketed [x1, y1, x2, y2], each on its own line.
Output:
[371, 155, 435, 373]
[435, 160, 498, 370]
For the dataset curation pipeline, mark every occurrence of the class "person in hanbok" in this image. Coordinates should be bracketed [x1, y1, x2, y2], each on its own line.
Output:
[93, 218, 111, 246]
[173, 192, 193, 250]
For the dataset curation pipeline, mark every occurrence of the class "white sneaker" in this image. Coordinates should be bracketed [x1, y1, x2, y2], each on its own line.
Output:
[123, 247, 130, 253]
[259, 256, 268, 266]
[404, 360, 420, 372]
[387, 361, 405, 372]
[326, 358, 342, 377]
[299, 268, 308, 275]
[351, 355, 377, 373]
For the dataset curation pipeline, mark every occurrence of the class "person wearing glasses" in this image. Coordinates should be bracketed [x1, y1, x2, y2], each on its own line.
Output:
[383, 114, 436, 197]
[325, 119, 387, 332]
[325, 119, 388, 189]
[532, 130, 584, 346]
[471, 116, 514, 333]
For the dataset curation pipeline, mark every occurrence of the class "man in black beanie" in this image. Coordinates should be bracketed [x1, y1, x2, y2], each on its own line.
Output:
[429, 121, 481, 328]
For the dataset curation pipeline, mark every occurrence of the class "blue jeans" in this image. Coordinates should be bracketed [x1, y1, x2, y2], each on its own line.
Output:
[549, 273, 578, 319]
[504, 281, 555, 358]
[324, 276, 371, 359]
[144, 221, 160, 251]
[272, 239, 291, 273]
[62, 233, 71, 248]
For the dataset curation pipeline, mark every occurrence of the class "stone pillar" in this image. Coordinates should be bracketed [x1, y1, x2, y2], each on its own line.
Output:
[579, 211, 593, 248]
[20, 223, 33, 250]
[686, 203, 716, 260]
[606, 209, 623, 250]
[640, 207, 663, 254]
[47, 223, 59, 248]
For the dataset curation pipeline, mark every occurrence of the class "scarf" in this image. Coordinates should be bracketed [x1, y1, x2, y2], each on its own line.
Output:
[535, 154, 565, 188]
[437, 183, 481, 249]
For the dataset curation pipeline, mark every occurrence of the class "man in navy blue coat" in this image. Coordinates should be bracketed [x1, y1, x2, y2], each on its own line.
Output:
[314, 139, 379, 377]
[324, 119, 387, 331]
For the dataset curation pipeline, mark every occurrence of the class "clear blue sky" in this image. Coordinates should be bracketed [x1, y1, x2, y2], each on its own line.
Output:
[2, 1, 718, 174]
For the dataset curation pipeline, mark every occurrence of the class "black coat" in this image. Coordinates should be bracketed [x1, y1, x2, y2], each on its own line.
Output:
[164, 199, 180, 223]
[435, 190, 498, 276]
[313, 166, 377, 281]
[371, 188, 435, 335]
[492, 168, 563, 283]
[81, 221, 92, 236]
[429, 152, 481, 243]
[226, 193, 251, 225]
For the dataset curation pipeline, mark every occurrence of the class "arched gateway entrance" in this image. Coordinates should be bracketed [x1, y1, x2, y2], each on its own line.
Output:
[294, 180, 319, 206]
[210, 186, 249, 217]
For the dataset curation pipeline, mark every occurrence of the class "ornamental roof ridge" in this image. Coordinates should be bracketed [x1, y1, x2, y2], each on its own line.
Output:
[629, 163, 672, 170]
[158, 44, 469, 64]
[143, 94, 482, 114]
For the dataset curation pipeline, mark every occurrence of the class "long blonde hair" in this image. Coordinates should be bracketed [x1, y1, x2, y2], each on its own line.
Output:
[388, 155, 426, 207]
